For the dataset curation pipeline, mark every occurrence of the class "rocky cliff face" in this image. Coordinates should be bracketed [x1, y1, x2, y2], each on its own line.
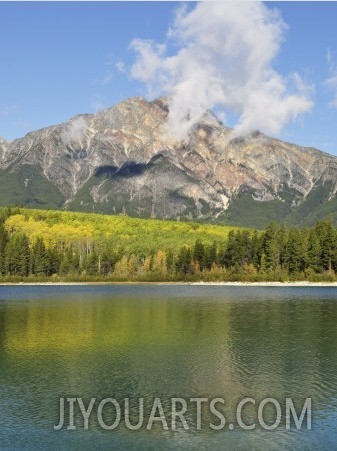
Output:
[1, 96, 337, 227]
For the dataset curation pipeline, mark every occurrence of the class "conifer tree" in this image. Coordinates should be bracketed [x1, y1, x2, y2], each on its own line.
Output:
[307, 229, 321, 273]
[31, 237, 48, 275]
[263, 223, 281, 272]
[0, 222, 9, 275]
[221, 230, 236, 268]
[203, 241, 217, 270]
[315, 218, 334, 272]
[284, 229, 306, 275]
[176, 246, 192, 275]
[193, 239, 205, 270]
[5, 233, 30, 276]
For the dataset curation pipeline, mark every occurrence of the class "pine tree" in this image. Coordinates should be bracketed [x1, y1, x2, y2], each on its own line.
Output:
[251, 230, 263, 270]
[176, 246, 192, 275]
[5, 233, 30, 276]
[193, 239, 205, 270]
[221, 230, 236, 268]
[203, 241, 217, 270]
[0, 222, 9, 275]
[284, 229, 306, 275]
[31, 237, 48, 276]
[315, 218, 334, 272]
[307, 229, 321, 273]
[263, 223, 281, 272]
[46, 246, 61, 276]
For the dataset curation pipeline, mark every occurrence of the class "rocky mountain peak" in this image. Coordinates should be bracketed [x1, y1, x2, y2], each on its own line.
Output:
[0, 96, 337, 227]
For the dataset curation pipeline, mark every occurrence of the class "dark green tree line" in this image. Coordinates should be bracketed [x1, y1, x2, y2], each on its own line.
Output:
[0, 214, 337, 281]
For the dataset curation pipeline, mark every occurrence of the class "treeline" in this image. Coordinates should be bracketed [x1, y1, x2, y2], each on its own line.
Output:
[164, 218, 337, 281]
[0, 207, 337, 282]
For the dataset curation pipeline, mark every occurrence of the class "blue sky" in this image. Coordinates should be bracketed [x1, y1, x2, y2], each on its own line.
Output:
[1, 2, 337, 156]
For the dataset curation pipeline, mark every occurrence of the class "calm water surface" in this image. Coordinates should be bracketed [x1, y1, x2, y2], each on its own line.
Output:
[0, 285, 337, 450]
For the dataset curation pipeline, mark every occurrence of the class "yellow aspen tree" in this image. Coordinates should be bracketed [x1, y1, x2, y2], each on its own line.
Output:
[152, 250, 167, 275]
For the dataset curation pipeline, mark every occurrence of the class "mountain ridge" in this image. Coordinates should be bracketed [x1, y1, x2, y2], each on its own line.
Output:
[1, 96, 337, 228]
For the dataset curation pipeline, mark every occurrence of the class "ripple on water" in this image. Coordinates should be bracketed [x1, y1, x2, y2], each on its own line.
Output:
[0, 287, 337, 449]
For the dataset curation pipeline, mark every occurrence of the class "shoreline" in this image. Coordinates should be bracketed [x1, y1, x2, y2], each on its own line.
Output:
[1, 281, 337, 287]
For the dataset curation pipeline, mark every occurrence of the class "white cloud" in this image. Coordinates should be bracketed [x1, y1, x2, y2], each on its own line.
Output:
[115, 60, 126, 74]
[61, 117, 88, 145]
[129, 2, 313, 140]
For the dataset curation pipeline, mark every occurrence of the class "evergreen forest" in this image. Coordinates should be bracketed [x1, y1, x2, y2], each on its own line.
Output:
[0, 207, 337, 282]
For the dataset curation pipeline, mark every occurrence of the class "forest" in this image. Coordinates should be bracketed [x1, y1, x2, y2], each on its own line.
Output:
[0, 207, 337, 282]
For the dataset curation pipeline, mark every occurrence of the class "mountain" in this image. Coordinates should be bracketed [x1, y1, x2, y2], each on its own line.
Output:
[1, 96, 337, 228]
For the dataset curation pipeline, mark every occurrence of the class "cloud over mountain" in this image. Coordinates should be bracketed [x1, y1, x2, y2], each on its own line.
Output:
[130, 2, 313, 139]
[61, 117, 88, 146]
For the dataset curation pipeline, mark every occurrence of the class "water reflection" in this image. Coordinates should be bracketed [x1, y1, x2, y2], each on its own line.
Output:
[0, 286, 336, 449]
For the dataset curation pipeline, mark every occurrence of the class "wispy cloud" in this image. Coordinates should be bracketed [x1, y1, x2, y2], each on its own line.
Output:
[61, 117, 88, 145]
[101, 71, 113, 86]
[327, 48, 333, 69]
[115, 60, 126, 74]
[1, 104, 18, 117]
[326, 76, 337, 108]
[130, 2, 313, 140]
[325, 48, 337, 108]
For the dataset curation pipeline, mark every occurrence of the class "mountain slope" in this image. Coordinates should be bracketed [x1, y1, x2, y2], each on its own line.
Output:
[1, 96, 337, 228]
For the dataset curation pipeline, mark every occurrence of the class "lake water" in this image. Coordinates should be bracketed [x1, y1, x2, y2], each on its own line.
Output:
[0, 284, 337, 450]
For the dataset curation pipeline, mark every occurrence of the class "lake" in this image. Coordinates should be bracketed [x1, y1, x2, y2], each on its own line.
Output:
[0, 284, 336, 450]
